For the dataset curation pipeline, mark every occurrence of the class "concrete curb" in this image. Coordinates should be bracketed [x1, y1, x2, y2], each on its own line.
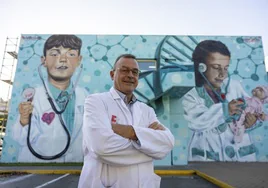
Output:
[195, 170, 233, 188]
[155, 170, 195, 176]
[0, 169, 233, 187]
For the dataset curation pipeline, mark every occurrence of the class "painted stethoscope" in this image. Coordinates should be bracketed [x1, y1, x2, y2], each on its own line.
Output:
[198, 63, 246, 121]
[23, 62, 83, 160]
[197, 63, 233, 161]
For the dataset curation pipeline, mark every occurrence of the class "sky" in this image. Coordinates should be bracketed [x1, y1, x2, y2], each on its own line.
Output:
[0, 0, 268, 101]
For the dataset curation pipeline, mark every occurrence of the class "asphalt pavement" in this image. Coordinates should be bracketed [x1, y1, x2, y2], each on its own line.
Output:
[0, 162, 268, 188]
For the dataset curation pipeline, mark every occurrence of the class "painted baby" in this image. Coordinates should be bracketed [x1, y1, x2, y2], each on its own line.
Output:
[230, 86, 268, 143]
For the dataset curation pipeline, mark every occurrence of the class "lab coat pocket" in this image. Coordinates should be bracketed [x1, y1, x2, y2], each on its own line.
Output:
[92, 177, 118, 188]
[141, 173, 161, 188]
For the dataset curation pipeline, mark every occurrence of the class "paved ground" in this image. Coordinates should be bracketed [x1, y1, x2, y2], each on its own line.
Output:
[0, 174, 79, 188]
[0, 174, 218, 188]
[158, 162, 268, 188]
[188, 162, 268, 188]
[0, 162, 267, 188]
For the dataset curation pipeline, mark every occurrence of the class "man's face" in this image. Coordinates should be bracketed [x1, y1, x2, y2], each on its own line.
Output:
[204, 52, 230, 89]
[42, 46, 82, 82]
[110, 57, 139, 95]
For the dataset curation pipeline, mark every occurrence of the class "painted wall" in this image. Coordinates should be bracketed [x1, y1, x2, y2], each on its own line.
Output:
[1, 34, 267, 165]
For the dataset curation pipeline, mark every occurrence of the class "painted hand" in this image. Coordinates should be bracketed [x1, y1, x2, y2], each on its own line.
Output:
[259, 112, 266, 121]
[19, 101, 33, 126]
[228, 99, 243, 116]
[244, 112, 257, 129]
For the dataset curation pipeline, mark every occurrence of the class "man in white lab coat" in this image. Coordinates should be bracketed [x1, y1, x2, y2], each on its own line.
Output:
[12, 35, 88, 162]
[79, 54, 175, 188]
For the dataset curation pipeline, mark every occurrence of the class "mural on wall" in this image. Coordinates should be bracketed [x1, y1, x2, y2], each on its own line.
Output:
[183, 40, 266, 162]
[6, 35, 88, 163]
[1, 34, 267, 164]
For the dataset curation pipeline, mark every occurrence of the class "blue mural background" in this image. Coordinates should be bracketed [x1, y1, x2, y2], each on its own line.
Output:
[1, 34, 267, 164]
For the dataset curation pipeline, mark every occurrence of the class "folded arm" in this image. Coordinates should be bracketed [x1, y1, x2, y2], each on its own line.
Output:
[112, 118, 174, 160]
[82, 95, 153, 166]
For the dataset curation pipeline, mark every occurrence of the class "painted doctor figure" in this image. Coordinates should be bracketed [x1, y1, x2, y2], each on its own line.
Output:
[183, 40, 258, 162]
[12, 35, 88, 162]
[78, 54, 174, 188]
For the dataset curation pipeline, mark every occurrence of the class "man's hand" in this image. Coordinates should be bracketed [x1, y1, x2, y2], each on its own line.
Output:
[112, 124, 138, 141]
[244, 112, 257, 129]
[148, 122, 165, 130]
[19, 102, 33, 126]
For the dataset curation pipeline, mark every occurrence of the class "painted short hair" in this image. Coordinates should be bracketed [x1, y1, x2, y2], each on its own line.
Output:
[43, 35, 82, 56]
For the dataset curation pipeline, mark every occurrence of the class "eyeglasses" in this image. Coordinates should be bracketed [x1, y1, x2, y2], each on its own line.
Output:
[115, 67, 141, 77]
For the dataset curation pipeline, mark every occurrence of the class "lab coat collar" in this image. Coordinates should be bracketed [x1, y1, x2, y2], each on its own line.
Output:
[110, 87, 121, 100]
[113, 88, 137, 105]
[110, 87, 137, 103]
[109, 87, 142, 126]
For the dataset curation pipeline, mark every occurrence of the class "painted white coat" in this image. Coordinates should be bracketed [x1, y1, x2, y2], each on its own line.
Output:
[12, 84, 88, 162]
[183, 79, 256, 161]
[78, 87, 174, 188]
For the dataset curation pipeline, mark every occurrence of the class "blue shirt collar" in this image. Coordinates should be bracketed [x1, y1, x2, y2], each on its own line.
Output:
[48, 81, 72, 101]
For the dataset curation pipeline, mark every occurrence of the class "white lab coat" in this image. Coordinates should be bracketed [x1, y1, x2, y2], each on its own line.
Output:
[183, 79, 256, 161]
[12, 84, 88, 162]
[78, 87, 174, 188]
